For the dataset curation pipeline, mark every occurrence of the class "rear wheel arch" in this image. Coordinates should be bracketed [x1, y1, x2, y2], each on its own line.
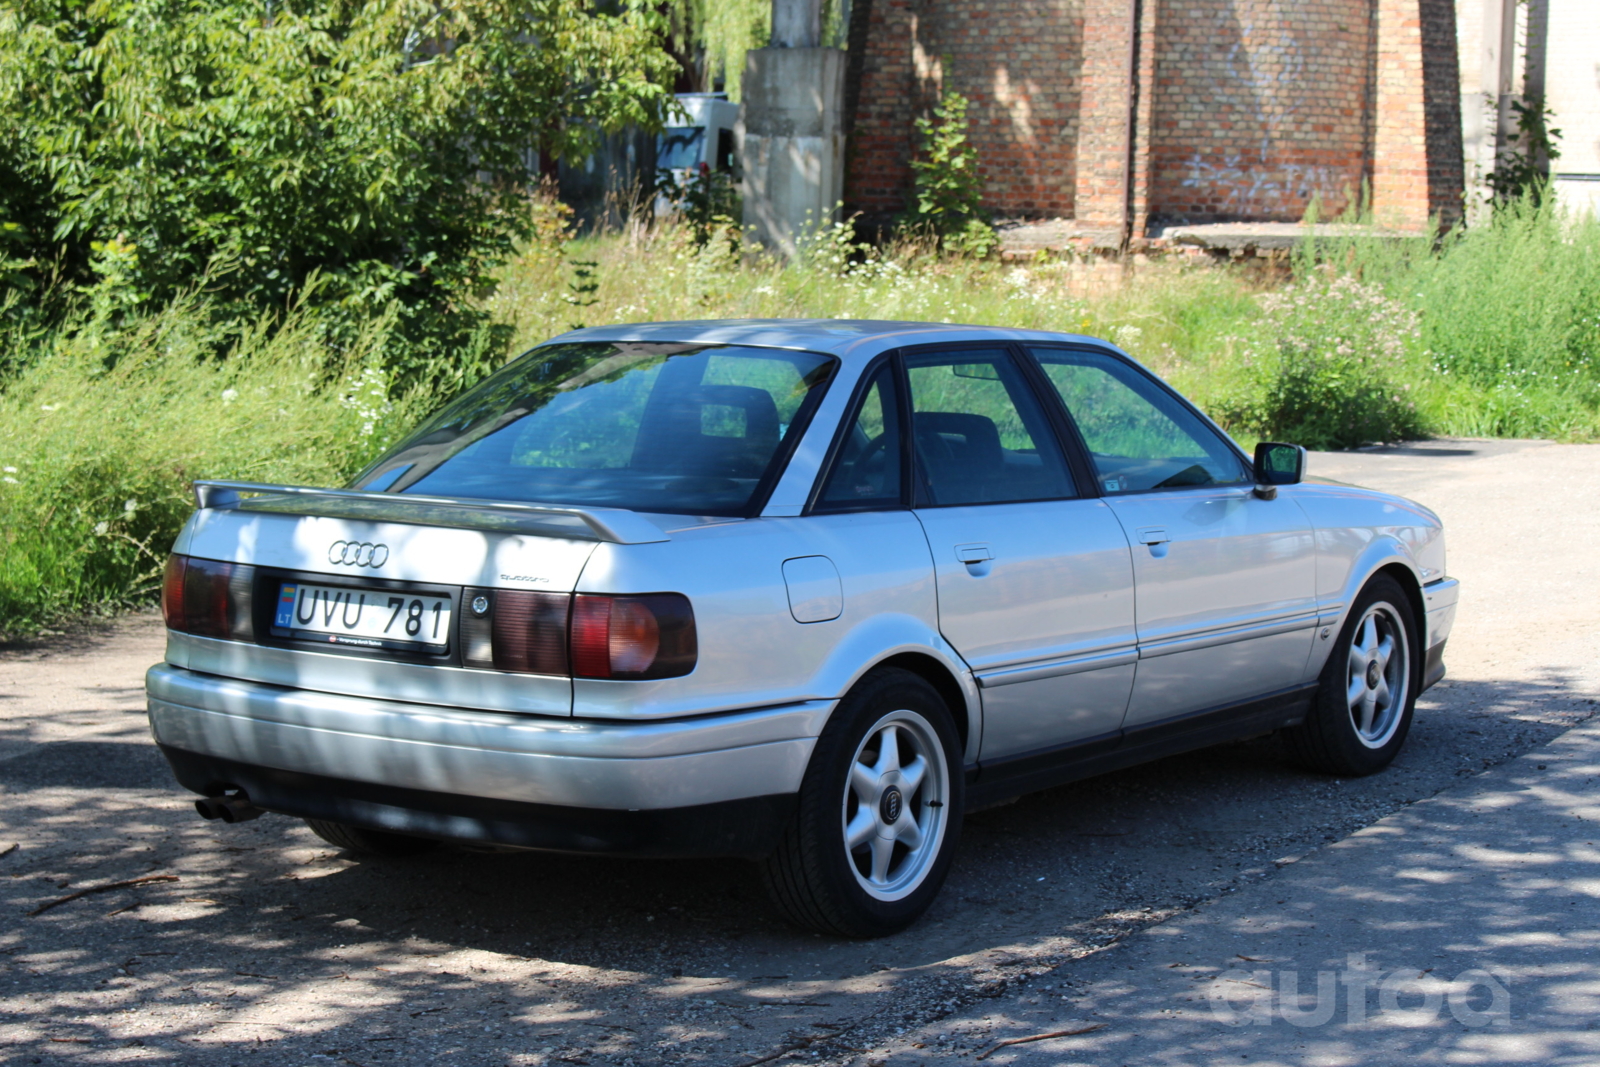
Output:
[873, 652, 973, 759]
[762, 665, 965, 936]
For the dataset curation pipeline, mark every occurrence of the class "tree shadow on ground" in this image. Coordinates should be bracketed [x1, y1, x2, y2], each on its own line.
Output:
[1, 671, 1593, 1065]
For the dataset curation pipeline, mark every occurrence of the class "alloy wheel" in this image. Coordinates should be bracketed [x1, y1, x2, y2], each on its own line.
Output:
[1345, 601, 1411, 749]
[841, 709, 951, 902]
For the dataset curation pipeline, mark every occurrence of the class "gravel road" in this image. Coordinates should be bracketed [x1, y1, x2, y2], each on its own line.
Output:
[2, 438, 1595, 1067]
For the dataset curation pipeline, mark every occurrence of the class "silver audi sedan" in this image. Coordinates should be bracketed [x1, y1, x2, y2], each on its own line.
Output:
[147, 320, 1459, 937]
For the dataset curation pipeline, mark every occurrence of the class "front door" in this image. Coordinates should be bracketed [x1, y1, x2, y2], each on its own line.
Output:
[899, 346, 1139, 762]
[1028, 347, 1318, 728]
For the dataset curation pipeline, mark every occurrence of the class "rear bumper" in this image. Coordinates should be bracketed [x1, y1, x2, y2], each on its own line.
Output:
[158, 746, 796, 856]
[146, 663, 828, 855]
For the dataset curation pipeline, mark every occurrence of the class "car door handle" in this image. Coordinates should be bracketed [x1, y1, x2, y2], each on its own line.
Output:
[954, 543, 994, 564]
[1135, 527, 1170, 545]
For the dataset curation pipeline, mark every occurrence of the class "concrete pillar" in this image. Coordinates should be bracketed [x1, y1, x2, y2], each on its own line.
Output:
[1456, 0, 1516, 217]
[738, 0, 847, 258]
[770, 0, 821, 48]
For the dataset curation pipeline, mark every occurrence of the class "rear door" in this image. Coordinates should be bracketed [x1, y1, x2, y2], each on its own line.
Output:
[1027, 346, 1318, 730]
[899, 346, 1138, 763]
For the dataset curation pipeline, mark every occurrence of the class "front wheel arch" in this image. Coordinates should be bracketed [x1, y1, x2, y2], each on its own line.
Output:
[1376, 561, 1427, 673]
[1286, 572, 1420, 776]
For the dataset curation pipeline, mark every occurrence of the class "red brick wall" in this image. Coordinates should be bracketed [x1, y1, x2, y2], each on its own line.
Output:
[846, 0, 1084, 220]
[1145, 0, 1373, 224]
[847, 0, 922, 220]
[843, 0, 1461, 232]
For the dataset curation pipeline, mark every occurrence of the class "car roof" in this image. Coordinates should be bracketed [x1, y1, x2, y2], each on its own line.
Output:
[549, 319, 1111, 363]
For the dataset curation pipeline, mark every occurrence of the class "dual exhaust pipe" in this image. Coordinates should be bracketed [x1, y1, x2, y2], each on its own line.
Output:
[195, 791, 264, 823]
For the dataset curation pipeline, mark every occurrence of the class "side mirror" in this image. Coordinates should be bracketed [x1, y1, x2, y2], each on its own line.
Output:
[1252, 442, 1306, 500]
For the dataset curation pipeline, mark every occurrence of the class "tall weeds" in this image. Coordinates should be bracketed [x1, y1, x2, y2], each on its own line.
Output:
[1293, 197, 1600, 439]
[0, 295, 419, 632]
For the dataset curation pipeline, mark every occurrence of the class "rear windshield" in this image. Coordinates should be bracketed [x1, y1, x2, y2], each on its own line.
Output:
[355, 342, 836, 516]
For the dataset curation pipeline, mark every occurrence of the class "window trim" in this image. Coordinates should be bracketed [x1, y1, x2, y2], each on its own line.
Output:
[1021, 342, 1253, 497]
[897, 341, 1086, 510]
[738, 350, 842, 517]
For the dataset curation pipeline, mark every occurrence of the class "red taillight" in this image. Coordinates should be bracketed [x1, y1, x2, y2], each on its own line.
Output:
[161, 555, 186, 628]
[161, 554, 255, 641]
[570, 594, 697, 680]
[463, 588, 695, 679]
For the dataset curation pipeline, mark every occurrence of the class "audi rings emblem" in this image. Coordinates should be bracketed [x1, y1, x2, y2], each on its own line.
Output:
[328, 540, 389, 568]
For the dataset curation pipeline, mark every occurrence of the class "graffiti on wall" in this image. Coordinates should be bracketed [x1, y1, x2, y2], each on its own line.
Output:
[1179, 151, 1341, 217]
[1165, 6, 1360, 218]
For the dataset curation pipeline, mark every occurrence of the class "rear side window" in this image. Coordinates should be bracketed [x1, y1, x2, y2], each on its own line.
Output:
[357, 343, 835, 516]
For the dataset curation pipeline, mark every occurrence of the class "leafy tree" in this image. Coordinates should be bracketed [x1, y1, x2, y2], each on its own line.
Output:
[665, 0, 767, 98]
[0, 0, 679, 383]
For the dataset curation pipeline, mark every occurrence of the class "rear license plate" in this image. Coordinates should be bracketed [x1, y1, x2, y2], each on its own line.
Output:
[272, 582, 453, 652]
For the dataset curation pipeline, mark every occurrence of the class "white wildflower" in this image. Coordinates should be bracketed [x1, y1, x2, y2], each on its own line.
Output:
[40, 404, 59, 412]
[2, 466, 14, 473]
[93, 520, 109, 535]
[124, 499, 139, 514]
[221, 389, 239, 403]
[1, 476, 16, 485]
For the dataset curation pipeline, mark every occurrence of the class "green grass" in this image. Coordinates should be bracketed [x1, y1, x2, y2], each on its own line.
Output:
[485, 222, 1272, 421]
[1, 198, 1596, 632]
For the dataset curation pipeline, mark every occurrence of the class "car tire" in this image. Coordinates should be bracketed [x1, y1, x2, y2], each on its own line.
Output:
[761, 667, 964, 938]
[1285, 574, 1420, 777]
[305, 819, 440, 858]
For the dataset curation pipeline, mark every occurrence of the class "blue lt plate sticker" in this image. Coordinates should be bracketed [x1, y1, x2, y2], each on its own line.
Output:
[275, 584, 299, 629]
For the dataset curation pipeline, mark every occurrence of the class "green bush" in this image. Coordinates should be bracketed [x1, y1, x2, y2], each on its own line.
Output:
[0, 295, 421, 633]
[1295, 196, 1600, 439]
[1219, 269, 1423, 449]
[1413, 201, 1600, 436]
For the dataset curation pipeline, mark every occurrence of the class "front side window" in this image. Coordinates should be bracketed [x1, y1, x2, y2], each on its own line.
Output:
[1029, 347, 1247, 493]
[904, 348, 1075, 506]
[356, 343, 835, 516]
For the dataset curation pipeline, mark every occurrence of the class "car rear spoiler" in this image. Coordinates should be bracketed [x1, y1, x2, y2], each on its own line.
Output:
[191, 480, 670, 544]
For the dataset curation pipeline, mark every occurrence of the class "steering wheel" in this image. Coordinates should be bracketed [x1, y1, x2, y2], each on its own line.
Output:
[852, 433, 893, 488]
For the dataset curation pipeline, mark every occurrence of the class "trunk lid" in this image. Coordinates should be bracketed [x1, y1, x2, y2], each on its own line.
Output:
[165, 483, 669, 717]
